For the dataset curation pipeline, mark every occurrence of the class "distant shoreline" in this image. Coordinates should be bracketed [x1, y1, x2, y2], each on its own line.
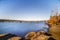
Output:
[0, 19, 46, 22]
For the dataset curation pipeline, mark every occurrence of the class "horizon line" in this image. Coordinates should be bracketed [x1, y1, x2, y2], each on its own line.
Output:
[0, 19, 47, 22]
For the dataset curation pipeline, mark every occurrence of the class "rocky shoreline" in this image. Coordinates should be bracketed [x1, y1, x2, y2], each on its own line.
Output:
[0, 30, 55, 40]
[47, 12, 60, 40]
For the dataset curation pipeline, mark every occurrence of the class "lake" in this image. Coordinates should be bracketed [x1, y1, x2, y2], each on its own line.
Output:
[0, 21, 49, 37]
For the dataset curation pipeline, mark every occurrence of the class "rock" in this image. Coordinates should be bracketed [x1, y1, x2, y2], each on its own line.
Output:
[36, 30, 50, 40]
[25, 32, 36, 40]
[49, 25, 60, 40]
[0, 33, 8, 36]
[37, 35, 50, 40]
[37, 30, 45, 36]
[25, 30, 54, 40]
[0, 33, 21, 40]
[8, 37, 21, 40]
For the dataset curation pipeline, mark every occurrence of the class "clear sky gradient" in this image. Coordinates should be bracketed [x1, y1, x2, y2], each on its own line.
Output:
[0, 0, 60, 21]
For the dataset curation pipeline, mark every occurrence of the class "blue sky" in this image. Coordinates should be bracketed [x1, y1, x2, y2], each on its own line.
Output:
[0, 0, 60, 21]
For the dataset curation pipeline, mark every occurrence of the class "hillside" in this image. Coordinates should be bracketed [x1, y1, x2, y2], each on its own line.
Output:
[47, 14, 60, 40]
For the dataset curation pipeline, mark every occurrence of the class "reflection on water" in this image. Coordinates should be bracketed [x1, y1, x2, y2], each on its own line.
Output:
[0, 21, 49, 37]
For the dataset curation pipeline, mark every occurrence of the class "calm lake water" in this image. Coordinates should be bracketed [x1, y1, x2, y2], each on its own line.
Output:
[0, 21, 49, 37]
